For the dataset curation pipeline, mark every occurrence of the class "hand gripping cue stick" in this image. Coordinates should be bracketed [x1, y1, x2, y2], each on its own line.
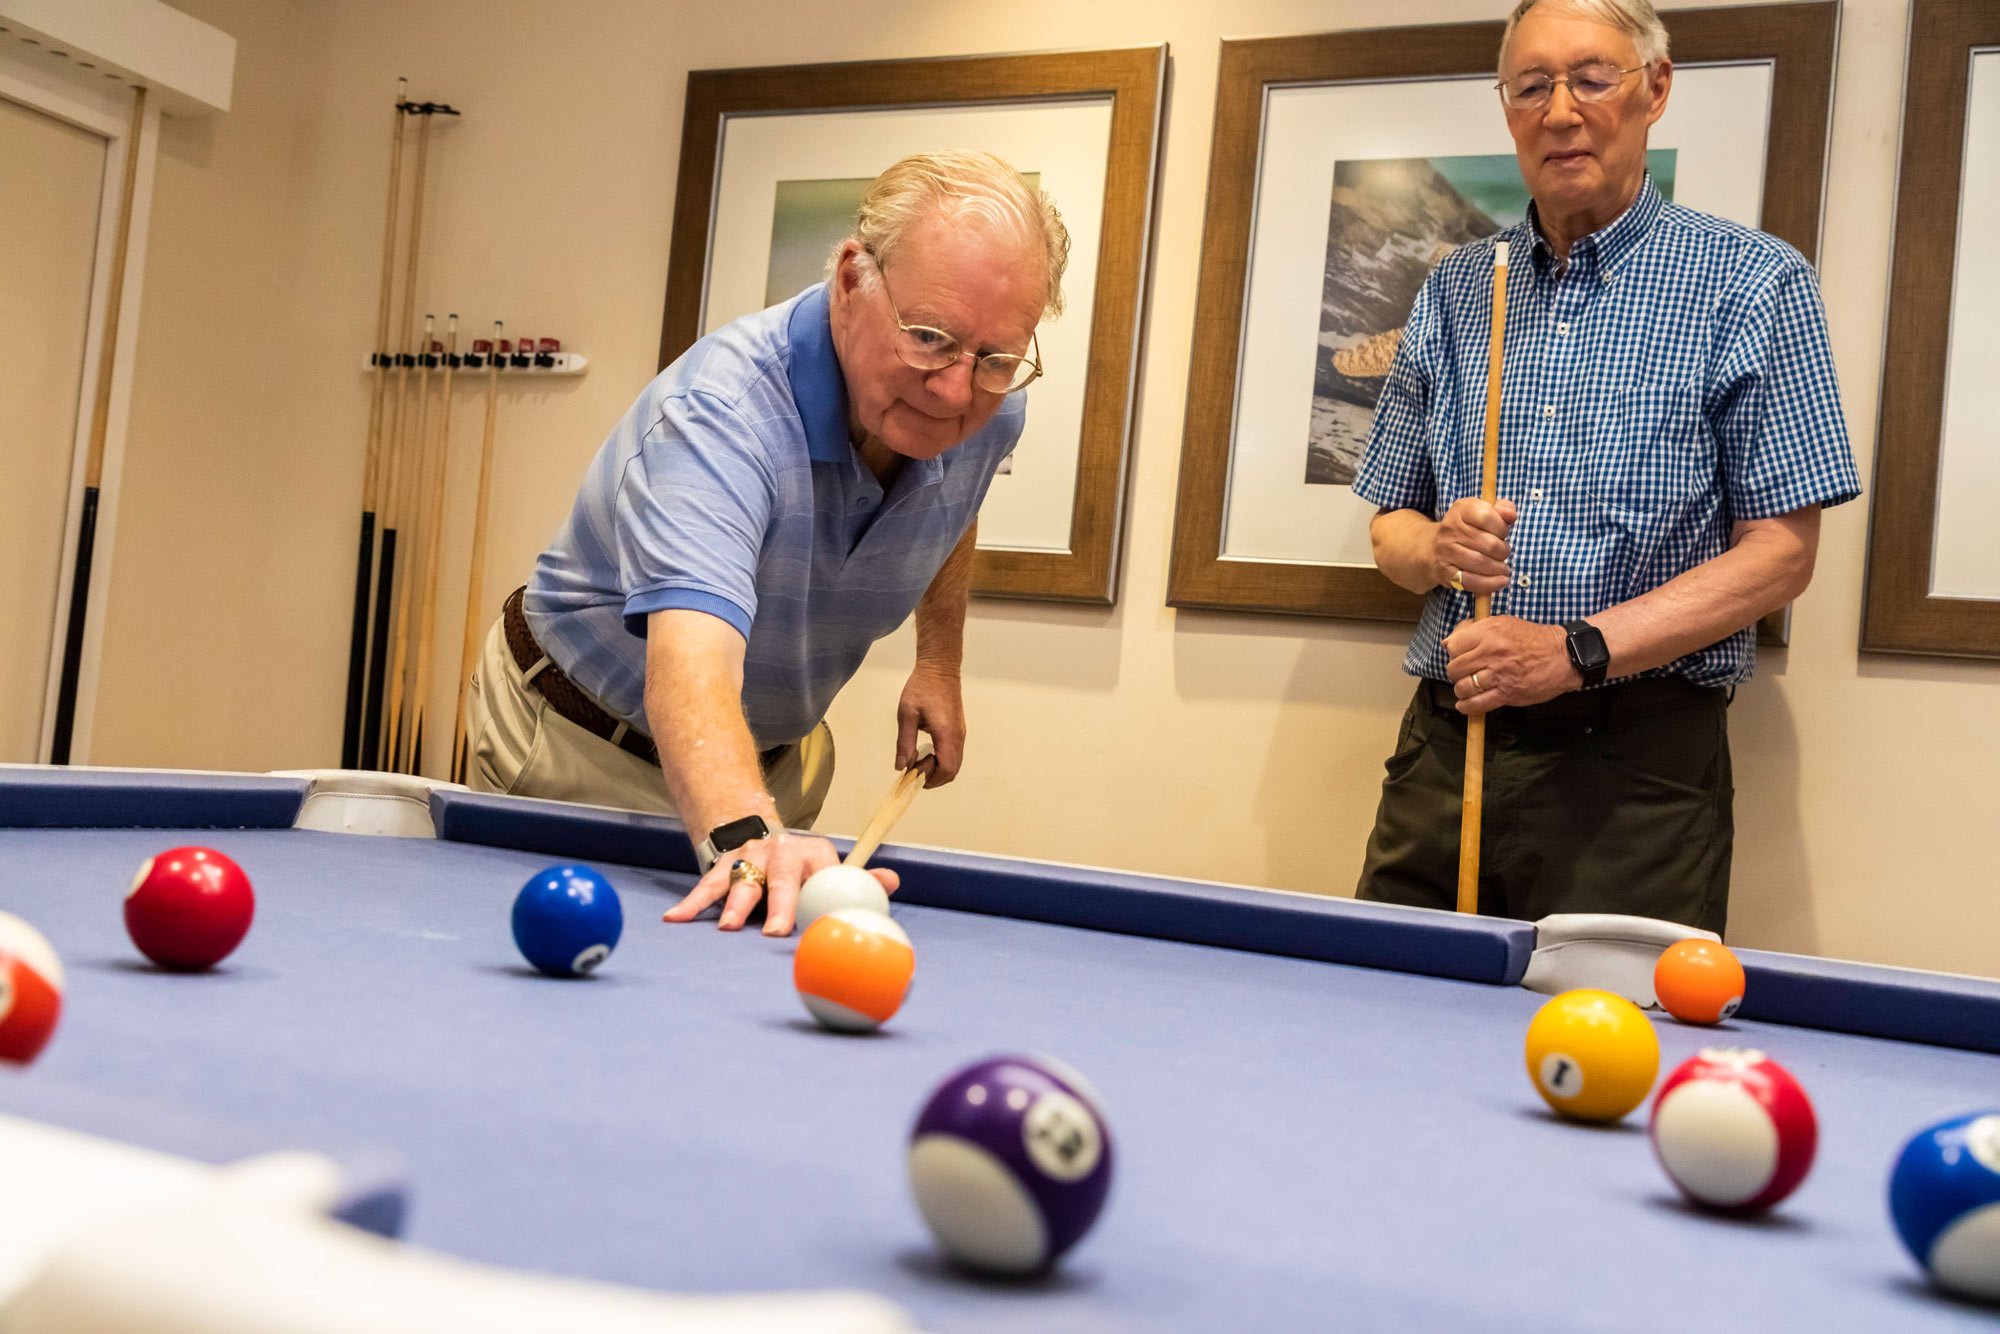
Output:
[1457, 240, 1509, 915]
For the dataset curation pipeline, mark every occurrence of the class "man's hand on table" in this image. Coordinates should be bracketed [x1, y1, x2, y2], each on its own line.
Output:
[660, 831, 900, 937]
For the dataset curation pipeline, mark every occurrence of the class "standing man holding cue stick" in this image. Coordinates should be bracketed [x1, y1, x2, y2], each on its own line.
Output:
[1351, 0, 1859, 933]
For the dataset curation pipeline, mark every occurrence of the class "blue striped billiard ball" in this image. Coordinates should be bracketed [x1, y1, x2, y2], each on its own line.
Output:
[511, 864, 623, 977]
[1889, 1111, 2000, 1303]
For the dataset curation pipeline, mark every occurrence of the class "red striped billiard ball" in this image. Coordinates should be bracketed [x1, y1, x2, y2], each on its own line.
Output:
[125, 847, 256, 971]
[0, 912, 64, 1064]
[1650, 1047, 1817, 1212]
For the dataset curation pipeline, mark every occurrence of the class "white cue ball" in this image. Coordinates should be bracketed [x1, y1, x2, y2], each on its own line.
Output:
[795, 864, 890, 930]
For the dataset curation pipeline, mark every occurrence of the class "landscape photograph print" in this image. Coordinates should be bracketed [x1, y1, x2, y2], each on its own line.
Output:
[1307, 148, 1676, 485]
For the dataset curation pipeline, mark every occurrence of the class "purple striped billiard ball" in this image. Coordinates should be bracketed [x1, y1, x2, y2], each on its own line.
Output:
[907, 1054, 1113, 1274]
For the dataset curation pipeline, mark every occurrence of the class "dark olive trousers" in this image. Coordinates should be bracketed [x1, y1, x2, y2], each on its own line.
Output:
[1355, 677, 1734, 936]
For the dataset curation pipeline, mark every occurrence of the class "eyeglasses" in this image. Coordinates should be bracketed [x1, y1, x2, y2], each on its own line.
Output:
[1495, 61, 1648, 111]
[875, 269, 1042, 395]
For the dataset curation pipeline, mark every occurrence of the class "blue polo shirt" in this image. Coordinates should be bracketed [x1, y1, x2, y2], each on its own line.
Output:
[526, 284, 1023, 748]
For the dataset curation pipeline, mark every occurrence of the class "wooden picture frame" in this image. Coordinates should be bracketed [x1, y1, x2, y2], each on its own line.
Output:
[660, 46, 1167, 605]
[1167, 6, 1838, 649]
[1861, 0, 2000, 658]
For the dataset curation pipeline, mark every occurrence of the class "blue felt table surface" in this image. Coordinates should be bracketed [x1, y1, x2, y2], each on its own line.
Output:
[1, 826, 1997, 1332]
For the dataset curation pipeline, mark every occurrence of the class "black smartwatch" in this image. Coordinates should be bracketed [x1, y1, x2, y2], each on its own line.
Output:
[696, 814, 771, 871]
[1562, 620, 1611, 689]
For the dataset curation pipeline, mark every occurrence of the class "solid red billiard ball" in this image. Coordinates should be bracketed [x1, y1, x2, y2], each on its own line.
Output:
[125, 847, 255, 971]
[1654, 938, 1746, 1025]
[1650, 1047, 1817, 1213]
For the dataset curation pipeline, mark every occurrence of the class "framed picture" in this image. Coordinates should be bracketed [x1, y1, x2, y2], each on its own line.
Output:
[1862, 0, 2000, 658]
[1167, 6, 1837, 647]
[660, 46, 1167, 605]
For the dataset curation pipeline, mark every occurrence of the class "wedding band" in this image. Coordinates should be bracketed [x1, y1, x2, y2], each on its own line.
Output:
[728, 859, 767, 889]
[1448, 567, 1466, 591]
[1471, 672, 1483, 692]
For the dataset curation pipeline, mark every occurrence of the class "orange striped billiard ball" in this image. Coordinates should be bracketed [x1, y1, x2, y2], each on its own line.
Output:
[1654, 939, 1746, 1026]
[794, 907, 914, 1033]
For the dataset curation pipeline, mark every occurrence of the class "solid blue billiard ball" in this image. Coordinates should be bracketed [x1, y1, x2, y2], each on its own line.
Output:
[907, 1054, 1113, 1274]
[511, 864, 623, 978]
[1890, 1111, 2000, 1303]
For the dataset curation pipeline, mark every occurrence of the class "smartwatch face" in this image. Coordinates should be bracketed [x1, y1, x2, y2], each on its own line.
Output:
[708, 815, 769, 853]
[1576, 631, 1610, 671]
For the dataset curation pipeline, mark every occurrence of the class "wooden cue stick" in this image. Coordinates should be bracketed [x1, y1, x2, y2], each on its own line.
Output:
[845, 765, 927, 868]
[342, 79, 410, 770]
[1457, 240, 1510, 915]
[48, 87, 147, 765]
[366, 103, 432, 769]
[407, 315, 460, 777]
[384, 310, 436, 772]
[451, 320, 504, 784]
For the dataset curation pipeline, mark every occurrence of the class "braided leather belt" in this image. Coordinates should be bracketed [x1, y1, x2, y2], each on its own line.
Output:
[502, 586, 659, 765]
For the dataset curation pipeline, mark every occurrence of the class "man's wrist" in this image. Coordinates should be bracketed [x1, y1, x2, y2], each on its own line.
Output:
[1561, 619, 1611, 689]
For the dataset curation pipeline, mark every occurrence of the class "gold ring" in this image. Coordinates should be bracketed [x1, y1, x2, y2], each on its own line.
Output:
[1448, 567, 1466, 592]
[1471, 672, 1483, 692]
[728, 859, 767, 889]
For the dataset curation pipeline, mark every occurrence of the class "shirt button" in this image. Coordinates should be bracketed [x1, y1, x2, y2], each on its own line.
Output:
[855, 496, 874, 509]
[1518, 575, 1532, 588]
[1557, 322, 1571, 336]
[1530, 488, 1544, 500]
[1543, 405, 1556, 419]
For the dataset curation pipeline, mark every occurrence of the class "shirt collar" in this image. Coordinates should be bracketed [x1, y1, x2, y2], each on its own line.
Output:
[786, 283, 855, 465]
[1529, 171, 1663, 280]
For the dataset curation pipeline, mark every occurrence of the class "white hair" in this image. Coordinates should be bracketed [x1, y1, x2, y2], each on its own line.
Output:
[826, 150, 1071, 318]
[1499, 0, 1672, 71]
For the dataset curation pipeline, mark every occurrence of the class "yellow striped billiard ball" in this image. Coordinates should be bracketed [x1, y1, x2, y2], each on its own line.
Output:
[1524, 989, 1660, 1123]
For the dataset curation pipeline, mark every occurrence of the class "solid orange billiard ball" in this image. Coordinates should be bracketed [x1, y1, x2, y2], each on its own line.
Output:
[1654, 939, 1746, 1025]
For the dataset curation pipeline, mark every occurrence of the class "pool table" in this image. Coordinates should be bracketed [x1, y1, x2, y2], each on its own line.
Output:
[0, 764, 1996, 1330]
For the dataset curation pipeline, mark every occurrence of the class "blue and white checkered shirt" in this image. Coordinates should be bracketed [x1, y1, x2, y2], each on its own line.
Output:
[1353, 175, 1859, 688]
[526, 284, 1021, 748]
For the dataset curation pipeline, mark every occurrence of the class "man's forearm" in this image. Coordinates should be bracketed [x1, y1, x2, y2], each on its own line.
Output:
[1593, 508, 1820, 680]
[643, 611, 779, 841]
[1371, 509, 1444, 595]
[913, 521, 975, 671]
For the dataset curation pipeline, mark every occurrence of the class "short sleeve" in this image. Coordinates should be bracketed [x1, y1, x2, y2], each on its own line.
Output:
[1709, 256, 1861, 521]
[1354, 270, 1444, 517]
[615, 389, 776, 639]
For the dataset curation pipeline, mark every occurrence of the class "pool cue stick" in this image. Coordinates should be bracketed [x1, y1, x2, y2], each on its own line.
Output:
[342, 79, 410, 770]
[451, 320, 504, 785]
[48, 86, 147, 765]
[407, 315, 460, 777]
[365, 103, 433, 769]
[845, 765, 927, 868]
[1457, 240, 1510, 915]
[384, 311, 436, 772]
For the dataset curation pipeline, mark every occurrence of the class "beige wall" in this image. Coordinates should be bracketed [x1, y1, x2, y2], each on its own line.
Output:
[93, 0, 1998, 977]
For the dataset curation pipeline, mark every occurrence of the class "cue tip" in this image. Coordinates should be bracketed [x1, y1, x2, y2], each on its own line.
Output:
[1495, 240, 1509, 269]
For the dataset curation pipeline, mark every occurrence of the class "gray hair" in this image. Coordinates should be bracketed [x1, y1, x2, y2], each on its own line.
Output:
[1498, 0, 1671, 71]
[828, 150, 1071, 318]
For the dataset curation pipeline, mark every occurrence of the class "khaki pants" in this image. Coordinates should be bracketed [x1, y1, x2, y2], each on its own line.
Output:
[464, 617, 834, 828]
